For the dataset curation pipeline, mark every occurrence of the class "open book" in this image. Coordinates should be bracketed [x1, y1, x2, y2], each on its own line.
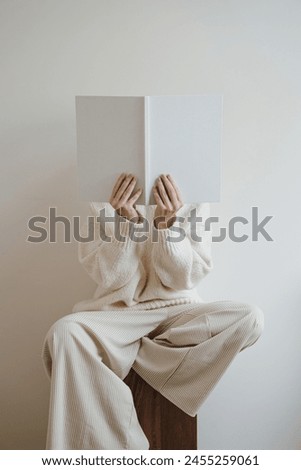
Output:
[75, 95, 222, 204]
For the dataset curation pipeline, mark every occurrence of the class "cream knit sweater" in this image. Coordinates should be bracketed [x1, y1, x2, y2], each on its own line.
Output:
[72, 202, 213, 313]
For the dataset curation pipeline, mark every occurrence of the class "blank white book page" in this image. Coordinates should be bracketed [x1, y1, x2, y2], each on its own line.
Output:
[147, 95, 222, 204]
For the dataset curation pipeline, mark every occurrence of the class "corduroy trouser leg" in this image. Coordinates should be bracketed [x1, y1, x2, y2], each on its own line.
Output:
[42, 300, 264, 450]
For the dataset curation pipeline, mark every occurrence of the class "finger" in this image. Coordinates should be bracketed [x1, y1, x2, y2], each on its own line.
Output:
[128, 188, 142, 205]
[161, 174, 178, 208]
[153, 186, 165, 209]
[156, 177, 172, 210]
[121, 176, 137, 202]
[166, 174, 183, 203]
[115, 174, 135, 201]
[111, 173, 126, 199]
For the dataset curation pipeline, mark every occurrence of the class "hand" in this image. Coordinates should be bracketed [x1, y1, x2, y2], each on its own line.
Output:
[109, 173, 142, 222]
[153, 174, 183, 229]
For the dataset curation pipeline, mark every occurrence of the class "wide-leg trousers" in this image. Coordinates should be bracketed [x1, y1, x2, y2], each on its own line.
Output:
[42, 300, 264, 450]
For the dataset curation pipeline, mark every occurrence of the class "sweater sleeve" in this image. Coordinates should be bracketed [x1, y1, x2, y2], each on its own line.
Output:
[151, 203, 213, 291]
[77, 202, 143, 294]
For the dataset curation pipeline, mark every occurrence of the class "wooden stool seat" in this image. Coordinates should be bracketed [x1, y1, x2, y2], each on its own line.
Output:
[124, 368, 197, 450]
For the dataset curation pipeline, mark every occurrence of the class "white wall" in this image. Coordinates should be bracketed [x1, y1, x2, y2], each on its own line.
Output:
[1, 0, 300, 450]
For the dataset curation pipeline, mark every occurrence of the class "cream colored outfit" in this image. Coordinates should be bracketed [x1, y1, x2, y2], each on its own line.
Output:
[42, 203, 264, 449]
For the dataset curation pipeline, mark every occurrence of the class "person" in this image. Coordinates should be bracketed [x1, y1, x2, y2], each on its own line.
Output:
[42, 173, 264, 450]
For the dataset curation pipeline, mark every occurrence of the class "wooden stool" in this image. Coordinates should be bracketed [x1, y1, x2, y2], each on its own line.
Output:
[124, 368, 197, 450]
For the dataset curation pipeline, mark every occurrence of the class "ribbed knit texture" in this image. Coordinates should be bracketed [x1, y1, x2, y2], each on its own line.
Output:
[42, 201, 265, 450]
[72, 202, 213, 313]
[42, 301, 264, 449]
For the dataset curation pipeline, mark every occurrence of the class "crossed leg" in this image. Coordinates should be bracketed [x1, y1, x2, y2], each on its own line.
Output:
[42, 300, 264, 449]
[133, 300, 264, 416]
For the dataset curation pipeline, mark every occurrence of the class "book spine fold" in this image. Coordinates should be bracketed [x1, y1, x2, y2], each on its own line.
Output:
[144, 96, 150, 204]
